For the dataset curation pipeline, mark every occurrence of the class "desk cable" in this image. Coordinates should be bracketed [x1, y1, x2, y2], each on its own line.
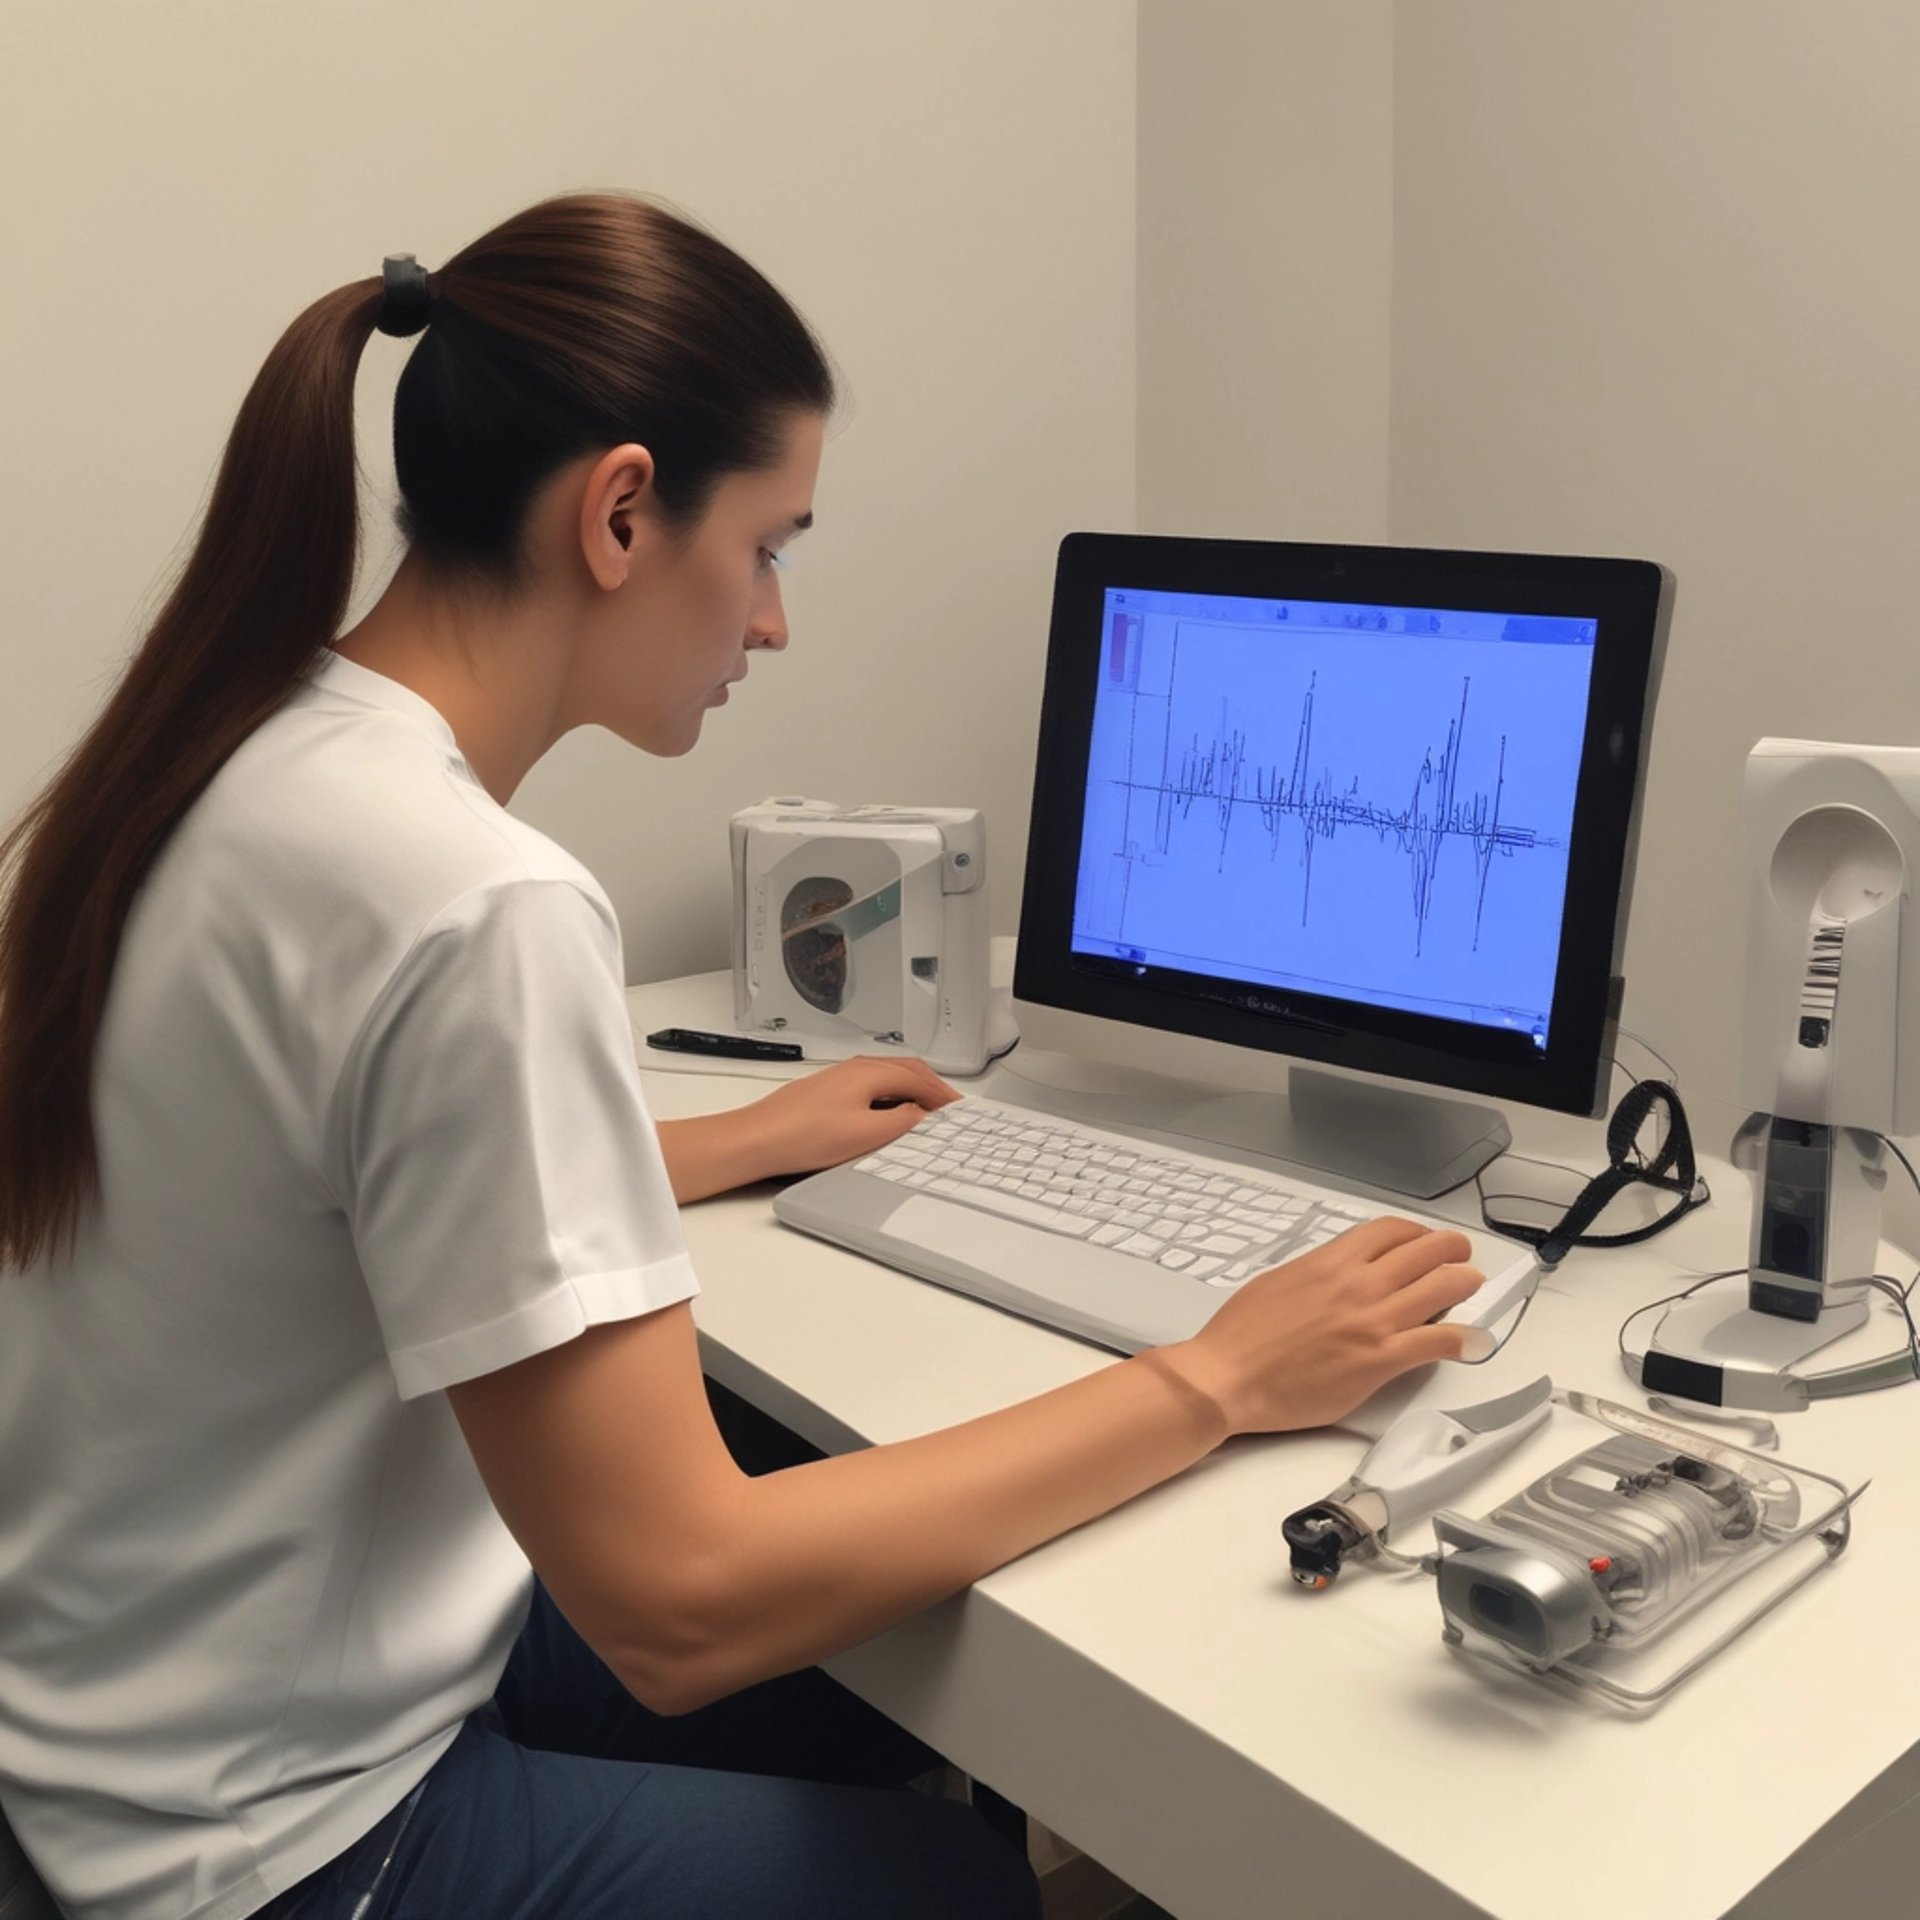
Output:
[1472, 1031, 1709, 1268]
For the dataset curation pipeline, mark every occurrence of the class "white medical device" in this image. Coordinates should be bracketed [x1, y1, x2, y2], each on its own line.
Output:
[1283, 1377, 1554, 1589]
[730, 798, 1001, 1076]
[1627, 741, 1920, 1408]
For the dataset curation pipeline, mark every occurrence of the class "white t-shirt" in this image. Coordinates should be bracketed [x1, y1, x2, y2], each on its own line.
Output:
[0, 651, 699, 1920]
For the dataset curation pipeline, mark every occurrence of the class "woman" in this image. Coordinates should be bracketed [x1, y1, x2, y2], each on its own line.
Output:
[0, 192, 1480, 1920]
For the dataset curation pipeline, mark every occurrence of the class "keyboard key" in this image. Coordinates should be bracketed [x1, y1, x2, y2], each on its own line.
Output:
[940, 1184, 1092, 1233]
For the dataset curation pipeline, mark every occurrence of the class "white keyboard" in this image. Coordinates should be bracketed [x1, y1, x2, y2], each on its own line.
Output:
[781, 1094, 1535, 1354]
[851, 1098, 1405, 1288]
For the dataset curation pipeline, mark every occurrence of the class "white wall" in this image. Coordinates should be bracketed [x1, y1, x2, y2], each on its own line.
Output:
[11, 0, 1917, 1134]
[1389, 1, 1920, 1140]
[1136, 0, 1920, 1152]
[1137, 0, 1393, 540]
[0, 0, 1136, 983]
[1013, 0, 1400, 1088]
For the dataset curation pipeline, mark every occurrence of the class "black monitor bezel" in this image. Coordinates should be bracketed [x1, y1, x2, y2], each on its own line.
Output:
[1013, 533, 1671, 1120]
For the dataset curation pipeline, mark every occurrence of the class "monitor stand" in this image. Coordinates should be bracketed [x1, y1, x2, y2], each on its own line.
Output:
[990, 1055, 1511, 1201]
[1162, 1067, 1512, 1199]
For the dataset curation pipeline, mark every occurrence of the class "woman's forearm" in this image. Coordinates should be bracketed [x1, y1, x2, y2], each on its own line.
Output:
[652, 1058, 961, 1204]
[671, 1342, 1229, 1709]
[653, 1112, 765, 1203]
[454, 1223, 1468, 1718]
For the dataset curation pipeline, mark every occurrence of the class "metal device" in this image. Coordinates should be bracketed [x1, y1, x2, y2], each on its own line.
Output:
[1432, 1392, 1857, 1705]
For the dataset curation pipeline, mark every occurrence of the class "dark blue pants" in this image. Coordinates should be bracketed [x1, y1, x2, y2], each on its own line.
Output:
[256, 1385, 1041, 1918]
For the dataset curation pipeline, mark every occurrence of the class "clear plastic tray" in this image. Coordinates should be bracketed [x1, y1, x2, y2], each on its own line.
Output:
[1430, 1392, 1859, 1707]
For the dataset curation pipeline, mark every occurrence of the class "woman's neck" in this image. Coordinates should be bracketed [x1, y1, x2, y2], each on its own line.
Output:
[332, 553, 578, 805]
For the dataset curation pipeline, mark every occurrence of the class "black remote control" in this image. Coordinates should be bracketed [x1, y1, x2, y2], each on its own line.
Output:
[645, 1027, 805, 1062]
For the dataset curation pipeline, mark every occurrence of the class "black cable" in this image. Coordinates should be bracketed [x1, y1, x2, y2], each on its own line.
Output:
[1616, 1024, 1682, 1088]
[1465, 1041, 1656, 1206]
[1475, 1152, 1706, 1233]
[1880, 1133, 1920, 1201]
[1869, 1133, 1920, 1303]
[1478, 1115, 1706, 1261]
[1477, 1153, 1598, 1192]
[1618, 1266, 1749, 1349]
[1473, 1161, 1595, 1247]
[1475, 1039, 1696, 1251]
[1865, 1274, 1920, 1385]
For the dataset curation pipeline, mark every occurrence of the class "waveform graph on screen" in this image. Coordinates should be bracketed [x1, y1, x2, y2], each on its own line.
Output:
[1150, 671, 1532, 957]
[1076, 614, 1596, 1032]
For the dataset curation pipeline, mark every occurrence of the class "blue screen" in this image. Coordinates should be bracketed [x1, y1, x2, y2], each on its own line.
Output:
[1070, 587, 1599, 1046]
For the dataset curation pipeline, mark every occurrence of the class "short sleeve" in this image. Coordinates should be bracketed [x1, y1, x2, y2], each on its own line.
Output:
[329, 879, 699, 1399]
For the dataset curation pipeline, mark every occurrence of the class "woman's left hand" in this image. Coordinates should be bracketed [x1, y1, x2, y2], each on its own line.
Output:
[741, 1055, 961, 1178]
[656, 1056, 960, 1202]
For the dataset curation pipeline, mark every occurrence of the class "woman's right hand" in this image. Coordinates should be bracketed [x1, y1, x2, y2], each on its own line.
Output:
[1160, 1218, 1484, 1436]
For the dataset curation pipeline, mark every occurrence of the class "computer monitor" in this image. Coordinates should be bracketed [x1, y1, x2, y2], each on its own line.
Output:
[1013, 534, 1672, 1198]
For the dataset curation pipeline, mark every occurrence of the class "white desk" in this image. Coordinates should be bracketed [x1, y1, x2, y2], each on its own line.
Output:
[629, 977, 1920, 1920]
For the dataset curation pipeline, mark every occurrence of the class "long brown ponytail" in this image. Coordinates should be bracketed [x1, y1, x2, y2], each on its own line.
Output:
[0, 192, 834, 1270]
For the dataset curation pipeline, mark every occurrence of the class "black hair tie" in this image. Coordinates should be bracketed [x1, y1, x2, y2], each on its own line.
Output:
[376, 253, 436, 338]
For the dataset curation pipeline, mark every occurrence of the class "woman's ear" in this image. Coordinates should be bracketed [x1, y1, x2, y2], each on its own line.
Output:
[579, 443, 656, 589]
